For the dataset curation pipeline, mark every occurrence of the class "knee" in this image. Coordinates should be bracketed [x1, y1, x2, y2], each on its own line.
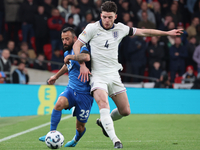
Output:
[54, 100, 66, 111]
[120, 107, 131, 116]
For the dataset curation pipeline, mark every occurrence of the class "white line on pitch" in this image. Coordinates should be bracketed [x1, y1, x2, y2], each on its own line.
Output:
[0, 115, 72, 143]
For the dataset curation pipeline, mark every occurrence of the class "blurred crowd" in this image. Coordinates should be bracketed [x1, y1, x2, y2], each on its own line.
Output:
[0, 0, 200, 88]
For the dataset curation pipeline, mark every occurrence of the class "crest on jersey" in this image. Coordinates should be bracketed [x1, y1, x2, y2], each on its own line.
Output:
[81, 31, 86, 36]
[112, 31, 118, 39]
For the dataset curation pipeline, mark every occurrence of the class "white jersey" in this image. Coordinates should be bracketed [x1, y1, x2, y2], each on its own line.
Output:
[78, 20, 137, 74]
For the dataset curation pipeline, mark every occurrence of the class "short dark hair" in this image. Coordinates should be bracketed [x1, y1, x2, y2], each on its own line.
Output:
[62, 27, 76, 37]
[101, 1, 117, 13]
[18, 60, 26, 66]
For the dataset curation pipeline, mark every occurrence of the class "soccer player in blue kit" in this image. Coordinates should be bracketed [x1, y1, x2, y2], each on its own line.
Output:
[39, 27, 93, 147]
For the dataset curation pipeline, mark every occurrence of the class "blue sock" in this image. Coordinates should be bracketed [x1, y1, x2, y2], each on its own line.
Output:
[74, 128, 86, 142]
[50, 109, 61, 131]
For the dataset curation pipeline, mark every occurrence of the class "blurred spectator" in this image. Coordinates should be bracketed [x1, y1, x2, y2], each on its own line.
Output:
[18, 0, 37, 47]
[157, 36, 169, 71]
[147, 36, 165, 70]
[120, 0, 139, 26]
[186, 17, 199, 39]
[93, 0, 102, 21]
[186, 36, 197, 69]
[169, 36, 188, 83]
[43, 0, 55, 18]
[191, 73, 200, 89]
[149, 62, 163, 79]
[123, 35, 147, 83]
[193, 0, 200, 20]
[0, 49, 11, 83]
[130, 0, 142, 19]
[18, 42, 36, 62]
[62, 14, 77, 31]
[177, 22, 188, 46]
[4, 0, 23, 45]
[158, 0, 172, 17]
[182, 65, 196, 83]
[12, 61, 29, 84]
[166, 22, 176, 47]
[0, 0, 4, 36]
[193, 44, 200, 73]
[152, 1, 163, 29]
[159, 14, 173, 30]
[79, 11, 93, 31]
[138, 11, 156, 29]
[0, 34, 6, 51]
[195, 24, 200, 44]
[33, 53, 48, 70]
[79, 0, 95, 21]
[34, 6, 49, 54]
[18, 51, 30, 67]
[122, 13, 131, 25]
[186, 0, 197, 14]
[137, 1, 156, 25]
[154, 71, 173, 88]
[57, 0, 70, 19]
[166, 2, 183, 26]
[68, 0, 78, 6]
[51, 49, 63, 70]
[7, 40, 18, 65]
[47, 8, 65, 52]
[0, 71, 6, 83]
[65, 5, 81, 26]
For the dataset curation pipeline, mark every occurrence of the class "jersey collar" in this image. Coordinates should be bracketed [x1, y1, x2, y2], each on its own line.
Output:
[99, 20, 114, 30]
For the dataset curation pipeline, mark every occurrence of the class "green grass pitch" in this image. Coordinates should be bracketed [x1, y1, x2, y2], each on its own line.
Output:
[0, 114, 200, 150]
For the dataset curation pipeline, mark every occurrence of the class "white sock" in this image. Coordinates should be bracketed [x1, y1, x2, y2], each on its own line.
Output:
[111, 108, 123, 121]
[100, 108, 120, 145]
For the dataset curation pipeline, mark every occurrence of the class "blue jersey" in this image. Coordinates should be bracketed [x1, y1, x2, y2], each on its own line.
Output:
[64, 46, 90, 94]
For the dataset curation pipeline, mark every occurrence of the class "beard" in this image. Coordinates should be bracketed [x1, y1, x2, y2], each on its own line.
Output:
[63, 42, 73, 51]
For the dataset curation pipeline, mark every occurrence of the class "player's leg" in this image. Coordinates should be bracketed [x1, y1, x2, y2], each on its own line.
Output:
[111, 91, 130, 121]
[65, 120, 86, 147]
[94, 89, 121, 147]
[39, 96, 69, 142]
[65, 92, 93, 147]
[50, 96, 69, 131]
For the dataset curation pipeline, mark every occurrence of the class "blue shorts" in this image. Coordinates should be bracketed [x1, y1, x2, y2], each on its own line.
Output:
[59, 87, 93, 123]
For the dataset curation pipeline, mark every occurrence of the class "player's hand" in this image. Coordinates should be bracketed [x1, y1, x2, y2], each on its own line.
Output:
[47, 75, 57, 85]
[64, 55, 70, 64]
[168, 29, 183, 36]
[78, 63, 92, 82]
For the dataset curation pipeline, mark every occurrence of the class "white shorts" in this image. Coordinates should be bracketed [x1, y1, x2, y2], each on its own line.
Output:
[90, 72, 126, 97]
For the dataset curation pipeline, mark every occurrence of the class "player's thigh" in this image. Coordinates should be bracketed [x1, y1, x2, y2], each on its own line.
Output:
[111, 91, 130, 116]
[93, 89, 110, 109]
[54, 96, 69, 110]
[90, 78, 110, 109]
[74, 93, 93, 123]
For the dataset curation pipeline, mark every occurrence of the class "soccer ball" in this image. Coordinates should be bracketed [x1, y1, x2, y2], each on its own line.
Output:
[45, 130, 64, 149]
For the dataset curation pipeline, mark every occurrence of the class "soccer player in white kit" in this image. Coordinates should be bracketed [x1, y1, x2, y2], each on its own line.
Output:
[64, 1, 183, 148]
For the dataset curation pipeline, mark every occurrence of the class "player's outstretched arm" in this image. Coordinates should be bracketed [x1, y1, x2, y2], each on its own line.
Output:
[135, 28, 183, 37]
[48, 64, 68, 85]
[64, 53, 90, 64]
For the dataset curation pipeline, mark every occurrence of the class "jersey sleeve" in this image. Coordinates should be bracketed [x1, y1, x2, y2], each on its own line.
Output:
[132, 27, 137, 36]
[80, 45, 89, 53]
[64, 51, 69, 57]
[78, 23, 95, 44]
[118, 23, 137, 36]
